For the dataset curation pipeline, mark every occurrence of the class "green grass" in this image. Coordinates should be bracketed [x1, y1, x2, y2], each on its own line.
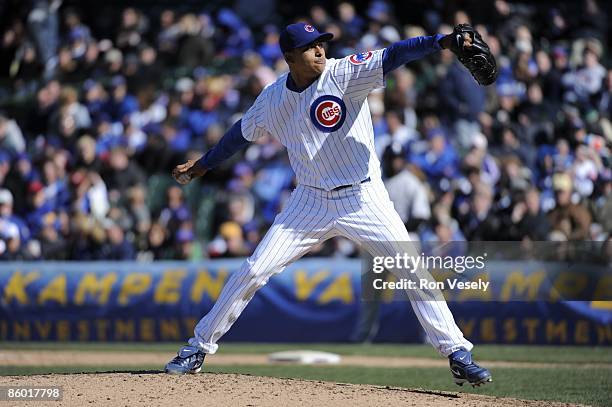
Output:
[202, 365, 610, 407]
[1, 364, 610, 407]
[2, 342, 611, 364]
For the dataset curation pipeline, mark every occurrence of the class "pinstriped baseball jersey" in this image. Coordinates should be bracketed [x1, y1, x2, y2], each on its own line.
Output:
[241, 49, 386, 191]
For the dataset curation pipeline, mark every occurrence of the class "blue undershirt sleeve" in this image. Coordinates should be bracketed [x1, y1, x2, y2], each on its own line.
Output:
[382, 34, 445, 75]
[196, 119, 250, 170]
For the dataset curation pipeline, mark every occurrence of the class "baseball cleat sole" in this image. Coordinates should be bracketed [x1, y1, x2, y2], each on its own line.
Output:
[164, 366, 202, 375]
[454, 377, 492, 387]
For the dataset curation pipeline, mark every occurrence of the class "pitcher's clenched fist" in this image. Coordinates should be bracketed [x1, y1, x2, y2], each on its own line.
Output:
[172, 159, 207, 185]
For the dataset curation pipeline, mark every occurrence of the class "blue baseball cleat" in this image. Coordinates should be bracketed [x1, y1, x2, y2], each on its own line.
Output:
[448, 348, 492, 387]
[165, 345, 206, 375]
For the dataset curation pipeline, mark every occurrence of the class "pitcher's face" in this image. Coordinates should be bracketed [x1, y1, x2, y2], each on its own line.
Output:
[287, 41, 327, 77]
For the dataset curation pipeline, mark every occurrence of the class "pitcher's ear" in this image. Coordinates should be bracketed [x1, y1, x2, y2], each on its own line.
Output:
[284, 51, 294, 63]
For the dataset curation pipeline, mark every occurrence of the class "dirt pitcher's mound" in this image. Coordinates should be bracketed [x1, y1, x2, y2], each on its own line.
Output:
[2, 373, 577, 407]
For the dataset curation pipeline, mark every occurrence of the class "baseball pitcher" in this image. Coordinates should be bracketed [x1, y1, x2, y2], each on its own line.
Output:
[166, 22, 496, 387]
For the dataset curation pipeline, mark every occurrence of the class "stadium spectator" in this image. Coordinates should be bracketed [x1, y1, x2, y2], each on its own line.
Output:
[143, 222, 171, 260]
[438, 58, 486, 150]
[52, 86, 91, 134]
[460, 132, 500, 188]
[0, 218, 26, 260]
[592, 174, 611, 233]
[101, 146, 146, 199]
[0, 189, 30, 243]
[410, 129, 459, 190]
[547, 172, 592, 241]
[174, 227, 199, 260]
[383, 145, 431, 232]
[98, 221, 136, 260]
[27, 0, 61, 78]
[158, 186, 191, 245]
[103, 75, 139, 122]
[176, 13, 215, 69]
[458, 182, 501, 241]
[505, 187, 551, 241]
[0, 113, 26, 154]
[116, 8, 149, 53]
[38, 211, 69, 260]
[127, 185, 151, 243]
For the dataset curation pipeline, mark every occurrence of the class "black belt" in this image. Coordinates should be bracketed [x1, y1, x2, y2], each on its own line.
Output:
[330, 177, 371, 192]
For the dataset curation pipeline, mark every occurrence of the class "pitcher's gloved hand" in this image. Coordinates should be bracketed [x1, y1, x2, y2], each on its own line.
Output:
[440, 24, 498, 86]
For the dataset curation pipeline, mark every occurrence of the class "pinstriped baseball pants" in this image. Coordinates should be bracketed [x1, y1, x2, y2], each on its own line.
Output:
[188, 178, 473, 356]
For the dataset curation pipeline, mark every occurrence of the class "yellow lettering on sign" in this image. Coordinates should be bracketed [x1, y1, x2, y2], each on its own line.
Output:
[78, 320, 90, 341]
[593, 275, 612, 302]
[318, 273, 353, 304]
[118, 274, 152, 305]
[481, 318, 496, 342]
[140, 318, 156, 341]
[34, 321, 52, 340]
[74, 273, 117, 305]
[500, 271, 545, 301]
[37, 275, 67, 305]
[545, 320, 567, 343]
[183, 318, 197, 335]
[13, 321, 30, 340]
[160, 319, 181, 341]
[3, 271, 39, 305]
[549, 272, 587, 302]
[57, 320, 70, 341]
[190, 269, 228, 302]
[503, 318, 517, 343]
[574, 320, 589, 344]
[596, 325, 612, 344]
[155, 270, 187, 304]
[522, 318, 540, 343]
[590, 301, 612, 310]
[115, 319, 135, 341]
[96, 319, 109, 341]
[295, 270, 329, 300]
[457, 319, 475, 338]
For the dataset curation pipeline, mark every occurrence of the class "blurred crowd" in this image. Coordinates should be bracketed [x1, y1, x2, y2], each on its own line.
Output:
[0, 0, 610, 261]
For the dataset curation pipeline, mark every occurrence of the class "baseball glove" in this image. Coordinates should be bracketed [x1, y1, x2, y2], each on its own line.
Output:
[448, 24, 497, 86]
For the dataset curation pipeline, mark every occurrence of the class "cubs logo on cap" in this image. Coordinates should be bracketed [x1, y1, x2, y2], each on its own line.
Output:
[349, 51, 373, 65]
[310, 95, 346, 132]
[279, 22, 334, 53]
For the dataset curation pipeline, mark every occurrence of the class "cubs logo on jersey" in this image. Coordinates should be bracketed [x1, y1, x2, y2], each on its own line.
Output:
[348, 51, 373, 65]
[310, 95, 346, 132]
[304, 24, 315, 32]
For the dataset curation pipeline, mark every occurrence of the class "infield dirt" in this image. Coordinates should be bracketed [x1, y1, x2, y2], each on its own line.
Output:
[2, 372, 581, 407]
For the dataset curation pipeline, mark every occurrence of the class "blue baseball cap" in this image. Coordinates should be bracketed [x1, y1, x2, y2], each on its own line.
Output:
[110, 75, 126, 88]
[176, 228, 195, 243]
[69, 27, 87, 42]
[279, 22, 333, 54]
[0, 150, 10, 164]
